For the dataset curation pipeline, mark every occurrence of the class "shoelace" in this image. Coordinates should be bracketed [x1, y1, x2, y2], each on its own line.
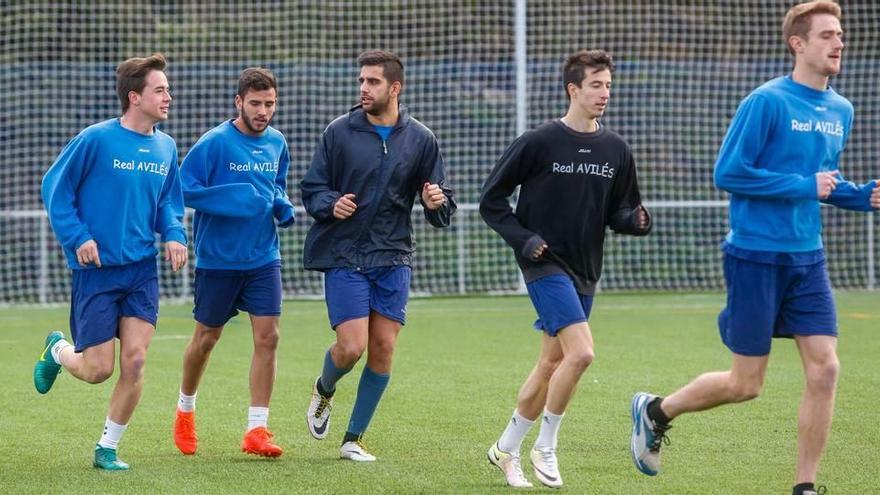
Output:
[649, 422, 672, 453]
[537, 448, 558, 473]
[314, 394, 332, 418]
[354, 439, 371, 453]
[508, 453, 529, 482]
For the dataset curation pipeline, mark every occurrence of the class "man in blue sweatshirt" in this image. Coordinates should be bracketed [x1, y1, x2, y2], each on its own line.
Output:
[171, 67, 295, 458]
[35, 53, 188, 471]
[302, 50, 456, 462]
[630, 3, 880, 494]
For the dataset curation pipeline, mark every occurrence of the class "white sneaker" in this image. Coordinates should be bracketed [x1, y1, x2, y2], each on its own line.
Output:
[530, 446, 563, 488]
[340, 439, 376, 462]
[487, 442, 533, 488]
[306, 377, 333, 440]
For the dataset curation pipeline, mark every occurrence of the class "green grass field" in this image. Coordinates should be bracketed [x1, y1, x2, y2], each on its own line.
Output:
[2, 292, 877, 494]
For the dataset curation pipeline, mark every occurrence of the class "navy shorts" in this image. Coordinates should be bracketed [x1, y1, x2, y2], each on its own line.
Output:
[526, 274, 594, 337]
[718, 253, 837, 356]
[193, 260, 283, 327]
[69, 258, 159, 352]
[324, 266, 411, 329]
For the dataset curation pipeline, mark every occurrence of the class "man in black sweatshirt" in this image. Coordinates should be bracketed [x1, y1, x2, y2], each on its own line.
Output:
[480, 49, 651, 488]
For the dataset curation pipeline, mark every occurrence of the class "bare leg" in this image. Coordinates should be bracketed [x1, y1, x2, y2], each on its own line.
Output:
[330, 317, 369, 369]
[58, 339, 116, 384]
[515, 334, 564, 420]
[107, 317, 154, 425]
[544, 322, 594, 415]
[249, 315, 280, 407]
[793, 335, 839, 485]
[179, 322, 224, 396]
[660, 353, 769, 419]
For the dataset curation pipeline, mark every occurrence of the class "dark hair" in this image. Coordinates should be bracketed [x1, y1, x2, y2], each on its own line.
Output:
[782, 0, 842, 56]
[116, 52, 167, 112]
[562, 50, 615, 100]
[237, 67, 277, 98]
[357, 50, 405, 86]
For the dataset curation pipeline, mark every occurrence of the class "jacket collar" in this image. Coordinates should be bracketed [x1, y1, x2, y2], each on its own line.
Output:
[347, 103, 410, 131]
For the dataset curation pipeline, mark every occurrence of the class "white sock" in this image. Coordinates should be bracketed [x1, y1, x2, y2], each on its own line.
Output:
[97, 417, 127, 450]
[247, 406, 269, 431]
[534, 408, 565, 450]
[178, 390, 196, 412]
[497, 409, 535, 454]
[50, 339, 73, 365]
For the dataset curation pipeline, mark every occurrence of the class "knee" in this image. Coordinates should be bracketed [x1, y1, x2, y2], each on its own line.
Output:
[196, 329, 222, 354]
[536, 357, 562, 380]
[727, 379, 762, 403]
[84, 362, 114, 384]
[335, 341, 365, 366]
[119, 352, 147, 380]
[806, 357, 840, 391]
[369, 338, 396, 361]
[254, 329, 280, 352]
[564, 349, 594, 374]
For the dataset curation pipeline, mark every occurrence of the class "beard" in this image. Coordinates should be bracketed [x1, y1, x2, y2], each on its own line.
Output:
[241, 113, 269, 133]
[363, 96, 390, 116]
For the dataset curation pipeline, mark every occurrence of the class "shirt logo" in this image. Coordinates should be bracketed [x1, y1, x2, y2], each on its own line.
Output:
[578, 148, 591, 153]
[790, 118, 844, 137]
[138, 148, 150, 153]
[552, 161, 615, 179]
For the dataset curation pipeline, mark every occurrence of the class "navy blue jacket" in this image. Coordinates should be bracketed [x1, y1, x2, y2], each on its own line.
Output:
[301, 105, 456, 270]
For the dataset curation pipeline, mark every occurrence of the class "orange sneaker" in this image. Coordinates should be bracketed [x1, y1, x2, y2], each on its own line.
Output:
[241, 426, 283, 457]
[174, 409, 198, 455]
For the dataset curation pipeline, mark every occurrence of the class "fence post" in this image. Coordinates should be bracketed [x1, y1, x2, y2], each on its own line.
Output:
[457, 217, 466, 294]
[515, 0, 528, 294]
[868, 212, 875, 290]
[39, 217, 48, 304]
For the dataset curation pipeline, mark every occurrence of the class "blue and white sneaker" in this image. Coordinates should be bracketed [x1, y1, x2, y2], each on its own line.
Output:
[630, 392, 671, 476]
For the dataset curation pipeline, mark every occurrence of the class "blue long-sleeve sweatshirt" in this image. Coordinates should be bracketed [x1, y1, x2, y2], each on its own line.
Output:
[41, 118, 187, 269]
[180, 120, 295, 270]
[714, 75, 874, 256]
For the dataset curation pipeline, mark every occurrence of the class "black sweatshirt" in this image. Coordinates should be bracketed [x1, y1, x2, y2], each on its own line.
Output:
[479, 120, 651, 295]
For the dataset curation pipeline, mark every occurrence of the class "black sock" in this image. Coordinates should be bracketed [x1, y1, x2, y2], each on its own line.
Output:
[647, 397, 671, 426]
[793, 482, 815, 495]
[316, 377, 334, 398]
[342, 431, 360, 445]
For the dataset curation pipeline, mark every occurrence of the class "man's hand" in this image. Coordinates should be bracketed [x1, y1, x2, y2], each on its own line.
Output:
[870, 180, 880, 209]
[165, 241, 188, 272]
[531, 242, 548, 261]
[816, 171, 839, 200]
[636, 205, 650, 230]
[75, 240, 101, 268]
[421, 183, 446, 210]
[333, 193, 357, 219]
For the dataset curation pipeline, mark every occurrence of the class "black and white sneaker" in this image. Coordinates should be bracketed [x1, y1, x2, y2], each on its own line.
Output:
[306, 377, 333, 440]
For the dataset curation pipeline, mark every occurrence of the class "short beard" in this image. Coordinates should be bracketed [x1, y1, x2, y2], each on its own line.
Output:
[364, 98, 389, 116]
[241, 114, 267, 134]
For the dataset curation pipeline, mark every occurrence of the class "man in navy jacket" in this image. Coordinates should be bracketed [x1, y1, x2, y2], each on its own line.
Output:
[302, 50, 455, 462]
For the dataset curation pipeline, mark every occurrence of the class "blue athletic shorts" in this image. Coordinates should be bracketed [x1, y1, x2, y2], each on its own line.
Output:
[324, 266, 411, 329]
[193, 260, 283, 327]
[718, 253, 837, 356]
[69, 257, 159, 352]
[526, 274, 594, 337]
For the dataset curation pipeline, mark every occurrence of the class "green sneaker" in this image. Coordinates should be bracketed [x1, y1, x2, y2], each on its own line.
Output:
[94, 445, 130, 471]
[33, 331, 64, 394]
